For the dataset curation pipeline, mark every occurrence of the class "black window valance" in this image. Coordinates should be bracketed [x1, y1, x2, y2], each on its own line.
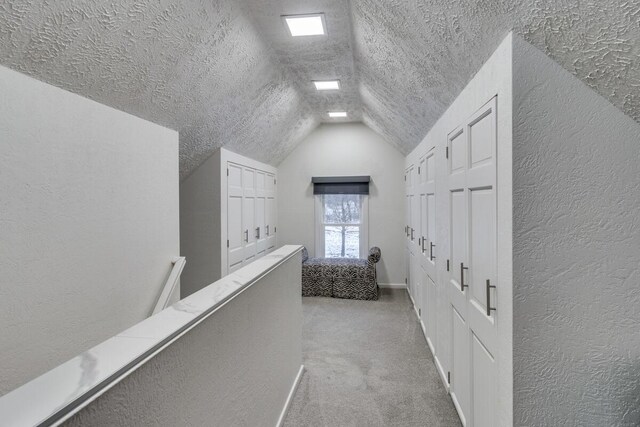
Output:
[312, 176, 371, 195]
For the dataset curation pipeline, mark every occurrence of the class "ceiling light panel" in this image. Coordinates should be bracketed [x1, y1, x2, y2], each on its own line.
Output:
[283, 14, 326, 37]
[328, 111, 348, 118]
[314, 80, 340, 91]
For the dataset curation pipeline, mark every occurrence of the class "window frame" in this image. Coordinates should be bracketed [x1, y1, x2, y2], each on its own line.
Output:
[314, 194, 369, 259]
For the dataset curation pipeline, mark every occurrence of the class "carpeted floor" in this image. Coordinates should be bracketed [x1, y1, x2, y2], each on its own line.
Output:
[283, 288, 462, 427]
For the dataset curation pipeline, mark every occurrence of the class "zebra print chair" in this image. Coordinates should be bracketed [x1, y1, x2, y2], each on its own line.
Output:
[301, 246, 381, 300]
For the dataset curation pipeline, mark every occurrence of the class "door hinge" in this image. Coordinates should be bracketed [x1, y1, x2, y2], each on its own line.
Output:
[447, 371, 451, 384]
[447, 259, 450, 271]
[227, 239, 229, 248]
[445, 146, 449, 159]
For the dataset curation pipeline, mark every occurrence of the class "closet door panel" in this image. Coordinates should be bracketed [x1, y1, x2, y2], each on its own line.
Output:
[420, 194, 428, 263]
[228, 196, 243, 269]
[266, 197, 276, 250]
[449, 129, 466, 175]
[256, 171, 266, 197]
[449, 190, 466, 293]
[227, 163, 244, 270]
[472, 332, 496, 427]
[243, 196, 256, 262]
[255, 196, 266, 256]
[469, 188, 494, 318]
[451, 306, 470, 425]
[243, 168, 256, 197]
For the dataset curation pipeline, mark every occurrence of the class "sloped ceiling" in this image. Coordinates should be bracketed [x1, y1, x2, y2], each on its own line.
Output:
[1, 1, 638, 178]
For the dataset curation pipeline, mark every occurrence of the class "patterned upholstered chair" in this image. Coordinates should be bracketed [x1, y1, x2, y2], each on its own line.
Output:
[301, 247, 381, 300]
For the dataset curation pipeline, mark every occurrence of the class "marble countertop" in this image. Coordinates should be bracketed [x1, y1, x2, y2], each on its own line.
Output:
[0, 245, 302, 427]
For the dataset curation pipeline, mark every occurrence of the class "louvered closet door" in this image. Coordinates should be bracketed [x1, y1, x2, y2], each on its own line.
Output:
[446, 97, 498, 427]
[242, 167, 256, 263]
[227, 163, 244, 272]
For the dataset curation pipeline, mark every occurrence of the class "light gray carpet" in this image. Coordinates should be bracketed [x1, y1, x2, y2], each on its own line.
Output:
[283, 288, 462, 427]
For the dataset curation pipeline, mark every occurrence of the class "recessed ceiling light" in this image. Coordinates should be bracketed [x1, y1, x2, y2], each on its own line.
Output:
[313, 80, 340, 91]
[283, 14, 326, 37]
[328, 111, 348, 118]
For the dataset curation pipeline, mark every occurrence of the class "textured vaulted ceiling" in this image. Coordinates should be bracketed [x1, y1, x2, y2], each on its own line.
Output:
[1, 1, 639, 178]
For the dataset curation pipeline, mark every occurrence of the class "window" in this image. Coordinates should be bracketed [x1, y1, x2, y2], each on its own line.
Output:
[315, 194, 368, 258]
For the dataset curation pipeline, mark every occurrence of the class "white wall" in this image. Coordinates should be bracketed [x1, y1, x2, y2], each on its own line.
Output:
[277, 123, 405, 284]
[512, 37, 640, 425]
[180, 149, 222, 297]
[64, 248, 303, 427]
[0, 65, 180, 395]
[405, 33, 513, 426]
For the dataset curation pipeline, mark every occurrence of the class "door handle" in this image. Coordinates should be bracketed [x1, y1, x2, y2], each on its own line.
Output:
[460, 262, 469, 291]
[266, 225, 270, 236]
[486, 279, 496, 316]
[244, 230, 248, 242]
[255, 227, 260, 239]
[411, 228, 414, 241]
[421, 237, 426, 253]
[430, 243, 436, 261]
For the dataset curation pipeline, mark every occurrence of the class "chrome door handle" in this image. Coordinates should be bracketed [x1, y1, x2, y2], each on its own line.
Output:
[255, 227, 260, 239]
[411, 228, 414, 241]
[244, 230, 248, 242]
[460, 262, 469, 291]
[421, 237, 426, 253]
[266, 225, 270, 236]
[486, 279, 496, 316]
[430, 243, 436, 261]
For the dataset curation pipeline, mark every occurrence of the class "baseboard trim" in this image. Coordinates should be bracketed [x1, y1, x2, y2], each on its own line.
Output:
[276, 364, 305, 427]
[378, 283, 406, 289]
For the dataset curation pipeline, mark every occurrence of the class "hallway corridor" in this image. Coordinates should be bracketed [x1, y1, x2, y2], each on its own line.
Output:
[283, 288, 461, 426]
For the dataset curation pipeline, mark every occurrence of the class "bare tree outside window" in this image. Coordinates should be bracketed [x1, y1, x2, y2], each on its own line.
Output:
[322, 194, 362, 258]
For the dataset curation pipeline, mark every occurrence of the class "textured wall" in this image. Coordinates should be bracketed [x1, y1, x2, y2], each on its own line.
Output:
[248, 0, 362, 123]
[0, 0, 317, 179]
[64, 251, 302, 427]
[277, 123, 406, 284]
[2, 1, 638, 177]
[350, 0, 640, 154]
[0, 65, 179, 395]
[513, 37, 640, 426]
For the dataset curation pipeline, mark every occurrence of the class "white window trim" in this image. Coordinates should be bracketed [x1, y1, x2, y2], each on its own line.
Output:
[314, 194, 369, 259]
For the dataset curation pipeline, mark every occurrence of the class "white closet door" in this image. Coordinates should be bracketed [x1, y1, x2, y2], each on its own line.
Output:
[445, 97, 498, 427]
[255, 171, 267, 256]
[255, 197, 266, 256]
[447, 123, 470, 422]
[419, 147, 438, 353]
[242, 167, 256, 263]
[466, 98, 498, 427]
[266, 197, 276, 250]
[228, 163, 244, 271]
[448, 185, 470, 422]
